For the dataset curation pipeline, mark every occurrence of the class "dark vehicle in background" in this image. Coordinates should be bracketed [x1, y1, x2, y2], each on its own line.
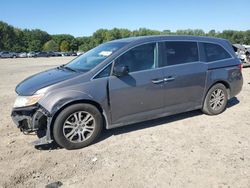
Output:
[61, 52, 70, 56]
[61, 52, 71, 56]
[0, 51, 77, 58]
[35, 52, 49, 57]
[47, 51, 63, 57]
[11, 36, 243, 150]
[46, 51, 54, 57]
[0, 51, 17, 58]
[69, 52, 77, 56]
[54, 52, 63, 56]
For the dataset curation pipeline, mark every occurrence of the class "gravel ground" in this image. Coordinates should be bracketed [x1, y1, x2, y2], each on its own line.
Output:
[0, 57, 249, 188]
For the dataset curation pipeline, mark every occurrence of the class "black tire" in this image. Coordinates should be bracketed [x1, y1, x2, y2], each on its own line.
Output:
[53, 104, 103, 150]
[202, 83, 228, 115]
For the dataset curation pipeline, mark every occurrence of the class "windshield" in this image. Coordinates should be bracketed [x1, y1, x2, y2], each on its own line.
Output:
[65, 42, 127, 71]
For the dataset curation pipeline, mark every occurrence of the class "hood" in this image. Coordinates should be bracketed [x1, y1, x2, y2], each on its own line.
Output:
[16, 67, 82, 96]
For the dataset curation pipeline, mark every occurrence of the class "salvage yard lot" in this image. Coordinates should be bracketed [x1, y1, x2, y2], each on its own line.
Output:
[0, 57, 250, 187]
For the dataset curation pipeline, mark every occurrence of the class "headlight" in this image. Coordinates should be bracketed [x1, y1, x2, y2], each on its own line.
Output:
[13, 94, 44, 108]
[13, 87, 48, 108]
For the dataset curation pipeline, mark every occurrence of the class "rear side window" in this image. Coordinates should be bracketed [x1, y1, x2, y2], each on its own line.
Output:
[202, 43, 231, 62]
[161, 41, 199, 66]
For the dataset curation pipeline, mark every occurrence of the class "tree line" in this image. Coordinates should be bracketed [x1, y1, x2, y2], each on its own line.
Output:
[0, 21, 250, 52]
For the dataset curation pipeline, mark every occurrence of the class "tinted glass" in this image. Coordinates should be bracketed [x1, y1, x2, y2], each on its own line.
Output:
[94, 64, 112, 79]
[203, 43, 231, 62]
[114, 43, 157, 73]
[65, 42, 126, 72]
[162, 41, 199, 66]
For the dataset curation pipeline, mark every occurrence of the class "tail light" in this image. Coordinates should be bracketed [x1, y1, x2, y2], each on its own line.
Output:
[238, 64, 243, 72]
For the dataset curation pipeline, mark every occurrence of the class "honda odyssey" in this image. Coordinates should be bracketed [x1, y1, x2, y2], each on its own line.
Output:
[11, 36, 243, 149]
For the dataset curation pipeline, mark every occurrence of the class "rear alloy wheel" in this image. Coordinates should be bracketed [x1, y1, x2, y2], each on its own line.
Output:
[53, 104, 103, 149]
[202, 83, 228, 115]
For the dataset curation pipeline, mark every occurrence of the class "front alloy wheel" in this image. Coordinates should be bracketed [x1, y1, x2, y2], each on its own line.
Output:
[53, 104, 103, 149]
[63, 111, 95, 143]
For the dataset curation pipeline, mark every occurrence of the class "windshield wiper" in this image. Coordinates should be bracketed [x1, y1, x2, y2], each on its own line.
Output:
[58, 64, 77, 72]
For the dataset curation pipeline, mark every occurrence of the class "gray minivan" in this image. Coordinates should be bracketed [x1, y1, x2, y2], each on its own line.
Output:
[11, 36, 243, 149]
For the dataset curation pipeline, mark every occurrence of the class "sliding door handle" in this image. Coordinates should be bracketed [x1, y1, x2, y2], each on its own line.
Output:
[164, 77, 175, 82]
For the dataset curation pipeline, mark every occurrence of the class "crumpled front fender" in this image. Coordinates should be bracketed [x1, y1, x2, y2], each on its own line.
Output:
[39, 90, 94, 116]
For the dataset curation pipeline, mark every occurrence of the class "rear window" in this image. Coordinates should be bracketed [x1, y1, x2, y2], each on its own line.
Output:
[202, 43, 231, 62]
[161, 41, 199, 66]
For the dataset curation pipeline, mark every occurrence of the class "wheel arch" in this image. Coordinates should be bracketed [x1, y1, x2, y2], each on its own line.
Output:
[50, 99, 108, 136]
[204, 80, 231, 103]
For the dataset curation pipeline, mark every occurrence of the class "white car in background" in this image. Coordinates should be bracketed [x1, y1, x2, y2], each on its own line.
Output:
[27, 52, 36, 58]
[17, 52, 27, 58]
[77, 51, 84, 56]
[233, 44, 250, 67]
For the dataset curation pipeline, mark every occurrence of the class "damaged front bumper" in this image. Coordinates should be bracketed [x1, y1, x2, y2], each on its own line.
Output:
[11, 105, 53, 146]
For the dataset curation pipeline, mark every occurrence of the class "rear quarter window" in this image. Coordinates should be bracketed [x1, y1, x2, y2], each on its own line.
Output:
[202, 42, 231, 62]
[161, 41, 199, 66]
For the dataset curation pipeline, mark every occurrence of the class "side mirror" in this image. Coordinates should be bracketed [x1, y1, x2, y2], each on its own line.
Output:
[113, 65, 129, 77]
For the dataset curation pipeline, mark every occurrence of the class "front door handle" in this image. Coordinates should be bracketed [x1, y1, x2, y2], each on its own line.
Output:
[164, 77, 175, 82]
[152, 79, 164, 84]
